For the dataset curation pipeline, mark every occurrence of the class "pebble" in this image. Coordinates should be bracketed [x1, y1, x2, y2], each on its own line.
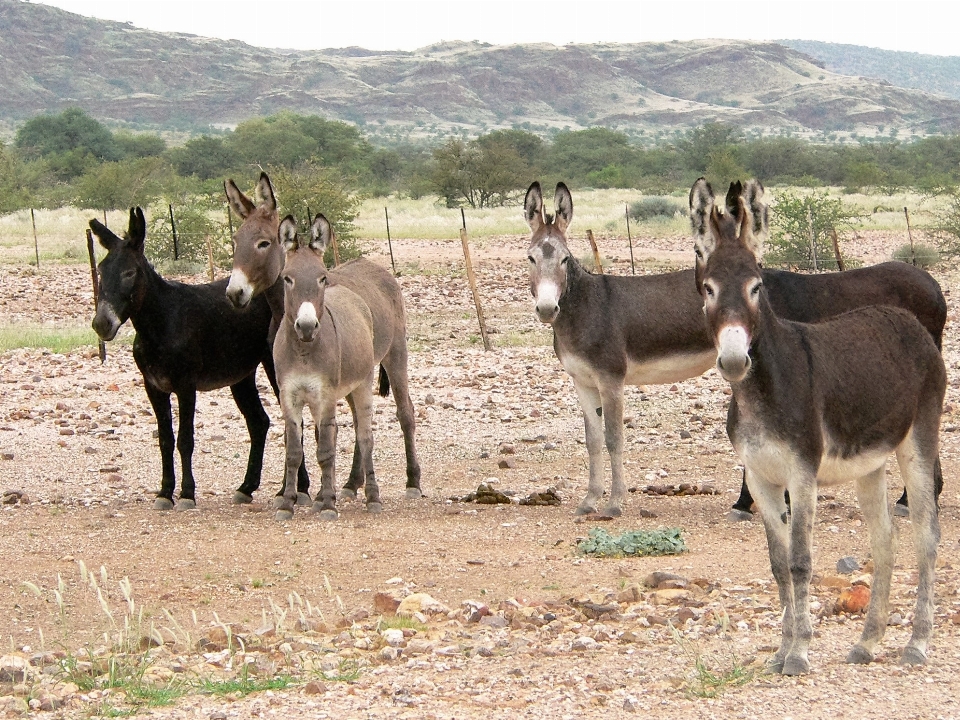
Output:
[837, 556, 861, 574]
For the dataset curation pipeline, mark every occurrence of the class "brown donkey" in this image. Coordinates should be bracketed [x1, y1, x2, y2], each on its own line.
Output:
[274, 215, 380, 521]
[224, 174, 422, 502]
[525, 180, 945, 518]
[701, 186, 943, 674]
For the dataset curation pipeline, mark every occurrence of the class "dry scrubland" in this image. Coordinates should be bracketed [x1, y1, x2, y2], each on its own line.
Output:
[0, 198, 959, 718]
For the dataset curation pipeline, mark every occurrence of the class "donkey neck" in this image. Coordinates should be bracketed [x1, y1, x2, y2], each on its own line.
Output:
[554, 257, 595, 322]
[126, 261, 180, 336]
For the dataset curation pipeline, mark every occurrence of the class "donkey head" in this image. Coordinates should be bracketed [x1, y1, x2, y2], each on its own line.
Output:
[278, 215, 329, 343]
[225, 172, 280, 309]
[700, 188, 764, 383]
[525, 181, 574, 324]
[89, 207, 148, 341]
[689, 177, 768, 293]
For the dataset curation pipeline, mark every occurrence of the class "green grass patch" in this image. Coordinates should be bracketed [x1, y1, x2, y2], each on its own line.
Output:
[577, 527, 687, 557]
[686, 654, 756, 698]
[377, 616, 428, 633]
[317, 658, 362, 683]
[0, 325, 100, 353]
[194, 665, 293, 697]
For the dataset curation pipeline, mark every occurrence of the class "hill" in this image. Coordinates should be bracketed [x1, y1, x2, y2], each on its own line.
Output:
[2, 0, 960, 139]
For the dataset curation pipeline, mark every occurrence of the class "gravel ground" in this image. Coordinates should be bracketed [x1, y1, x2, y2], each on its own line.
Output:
[1, 230, 959, 718]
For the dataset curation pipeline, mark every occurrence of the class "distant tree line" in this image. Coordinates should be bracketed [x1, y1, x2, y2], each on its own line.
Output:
[4, 109, 960, 220]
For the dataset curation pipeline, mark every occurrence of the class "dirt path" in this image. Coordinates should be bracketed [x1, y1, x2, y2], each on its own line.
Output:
[1, 236, 959, 718]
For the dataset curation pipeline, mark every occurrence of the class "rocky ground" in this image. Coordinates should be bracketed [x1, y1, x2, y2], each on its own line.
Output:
[1, 231, 959, 719]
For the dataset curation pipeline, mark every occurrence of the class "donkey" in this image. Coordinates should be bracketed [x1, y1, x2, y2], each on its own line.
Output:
[273, 215, 380, 521]
[90, 208, 276, 510]
[525, 181, 946, 518]
[690, 178, 946, 518]
[699, 187, 943, 674]
[224, 174, 422, 501]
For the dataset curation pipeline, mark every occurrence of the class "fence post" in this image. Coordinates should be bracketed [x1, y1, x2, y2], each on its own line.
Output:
[586, 229, 603, 273]
[806, 205, 818, 271]
[385, 206, 396, 275]
[830, 228, 846, 271]
[904, 206, 916, 266]
[625, 204, 635, 275]
[30, 209, 39, 269]
[169, 204, 179, 260]
[459, 210, 491, 351]
[224, 181, 235, 238]
[85, 229, 107, 364]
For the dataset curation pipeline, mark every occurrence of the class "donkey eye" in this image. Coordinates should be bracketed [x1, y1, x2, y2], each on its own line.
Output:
[560, 256, 569, 265]
[257, 240, 271, 250]
[751, 282, 762, 296]
[694, 247, 703, 259]
[283, 275, 293, 286]
[527, 255, 535, 264]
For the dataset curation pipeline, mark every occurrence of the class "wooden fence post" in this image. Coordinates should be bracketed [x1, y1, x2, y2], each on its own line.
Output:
[169, 204, 179, 260]
[806, 205, 818, 271]
[586, 229, 603, 273]
[830, 228, 846, 271]
[625, 204, 635, 275]
[904, 207, 916, 266]
[459, 210, 491, 351]
[30, 208, 39, 269]
[385, 206, 396, 275]
[85, 229, 107, 364]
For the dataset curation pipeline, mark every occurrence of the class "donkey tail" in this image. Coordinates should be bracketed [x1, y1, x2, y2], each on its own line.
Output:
[378, 365, 391, 397]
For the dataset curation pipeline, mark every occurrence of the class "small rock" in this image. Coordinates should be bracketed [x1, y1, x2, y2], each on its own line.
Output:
[424, 394, 435, 405]
[303, 680, 327, 695]
[379, 646, 401, 661]
[382, 628, 405, 647]
[374, 592, 401, 614]
[497, 458, 516, 470]
[571, 636, 598, 651]
[836, 585, 871, 614]
[0, 654, 30, 682]
[405, 639, 435, 655]
[837, 556, 861, 574]
[397, 593, 451, 617]
[0, 453, 13, 461]
[479, 615, 509, 629]
[679, 430, 692, 439]
[499, 443, 516, 455]
[623, 696, 640, 713]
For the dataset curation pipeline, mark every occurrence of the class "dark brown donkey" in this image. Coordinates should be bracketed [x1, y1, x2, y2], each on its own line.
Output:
[700, 188, 943, 674]
[224, 173, 421, 501]
[274, 215, 380, 521]
[525, 181, 945, 518]
[90, 208, 276, 509]
[690, 178, 946, 518]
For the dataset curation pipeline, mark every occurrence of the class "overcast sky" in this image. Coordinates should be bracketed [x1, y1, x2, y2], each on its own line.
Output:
[36, 0, 960, 56]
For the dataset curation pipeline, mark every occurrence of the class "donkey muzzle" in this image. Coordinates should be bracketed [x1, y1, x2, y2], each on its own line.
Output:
[92, 302, 121, 341]
[294, 302, 320, 342]
[716, 326, 752, 382]
[225, 270, 253, 309]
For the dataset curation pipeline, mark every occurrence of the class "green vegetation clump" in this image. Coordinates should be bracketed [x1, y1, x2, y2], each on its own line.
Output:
[765, 190, 864, 270]
[892, 243, 940, 268]
[577, 527, 687, 557]
[628, 197, 681, 221]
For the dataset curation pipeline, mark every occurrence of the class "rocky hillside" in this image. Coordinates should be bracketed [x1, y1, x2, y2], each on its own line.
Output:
[2, 0, 960, 138]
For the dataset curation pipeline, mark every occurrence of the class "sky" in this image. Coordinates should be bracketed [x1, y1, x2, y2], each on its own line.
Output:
[36, 0, 960, 56]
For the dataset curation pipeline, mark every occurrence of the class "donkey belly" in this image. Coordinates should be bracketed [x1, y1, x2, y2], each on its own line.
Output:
[623, 350, 717, 386]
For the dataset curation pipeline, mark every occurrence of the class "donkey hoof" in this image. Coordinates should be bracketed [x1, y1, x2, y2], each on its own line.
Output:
[296, 492, 312, 507]
[271, 495, 286, 509]
[846, 645, 874, 665]
[154, 498, 175, 511]
[574, 504, 598, 516]
[318, 509, 338, 522]
[893, 503, 910, 518]
[601, 504, 622, 518]
[405, 487, 423, 500]
[275, 509, 294, 522]
[782, 656, 810, 676]
[766, 657, 785, 674]
[726, 508, 754, 522]
[340, 488, 358, 501]
[366, 502, 383, 514]
[175, 499, 197, 511]
[901, 647, 928, 666]
[232, 491, 253, 505]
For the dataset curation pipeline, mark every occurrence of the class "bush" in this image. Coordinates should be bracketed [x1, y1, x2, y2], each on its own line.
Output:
[765, 190, 864, 270]
[146, 194, 231, 267]
[929, 189, 960, 259]
[629, 196, 680, 221]
[892, 243, 940, 268]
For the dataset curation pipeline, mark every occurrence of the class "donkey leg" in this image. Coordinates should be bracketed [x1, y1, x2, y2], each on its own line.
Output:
[382, 350, 423, 499]
[339, 398, 364, 501]
[572, 381, 605, 515]
[894, 455, 943, 516]
[174, 390, 198, 510]
[599, 382, 626, 517]
[275, 404, 305, 522]
[781, 480, 818, 676]
[748, 474, 796, 673]
[728, 468, 756, 520]
[230, 374, 270, 504]
[897, 429, 940, 665]
[144, 383, 177, 511]
[847, 466, 895, 664]
[352, 380, 381, 513]
[311, 402, 340, 521]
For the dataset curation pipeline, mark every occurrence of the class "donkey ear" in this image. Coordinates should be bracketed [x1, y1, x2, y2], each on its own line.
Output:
[278, 215, 300, 252]
[309, 213, 333, 254]
[725, 181, 744, 220]
[89, 218, 122, 252]
[689, 177, 716, 255]
[256, 172, 277, 213]
[523, 182, 544, 232]
[736, 198, 762, 257]
[554, 183, 573, 233]
[128, 207, 146, 253]
[224, 178, 256, 219]
[741, 179, 769, 246]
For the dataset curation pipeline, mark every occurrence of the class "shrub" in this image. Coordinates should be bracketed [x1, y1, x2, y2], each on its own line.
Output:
[765, 189, 864, 270]
[928, 189, 960, 259]
[629, 196, 680, 222]
[892, 243, 940, 268]
[146, 194, 231, 267]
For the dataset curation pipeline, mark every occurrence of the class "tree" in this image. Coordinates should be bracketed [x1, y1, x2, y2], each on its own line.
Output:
[929, 188, 960, 259]
[430, 135, 529, 208]
[114, 131, 167, 159]
[228, 115, 318, 168]
[168, 136, 240, 180]
[14, 108, 121, 176]
[765, 190, 864, 270]
[73, 157, 173, 211]
[547, 128, 633, 183]
[676, 122, 744, 173]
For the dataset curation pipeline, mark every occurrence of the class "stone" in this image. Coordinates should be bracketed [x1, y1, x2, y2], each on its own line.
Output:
[303, 680, 327, 695]
[643, 571, 688, 589]
[616, 584, 643, 603]
[479, 614, 509, 629]
[499, 443, 516, 455]
[397, 592, 451, 617]
[497, 458, 516, 470]
[405, 639, 435, 655]
[571, 636, 598, 651]
[624, 696, 640, 713]
[837, 556, 861, 574]
[373, 592, 401, 614]
[0, 654, 30, 683]
[379, 646, 401, 661]
[382, 629, 405, 647]
[836, 585, 871, 614]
